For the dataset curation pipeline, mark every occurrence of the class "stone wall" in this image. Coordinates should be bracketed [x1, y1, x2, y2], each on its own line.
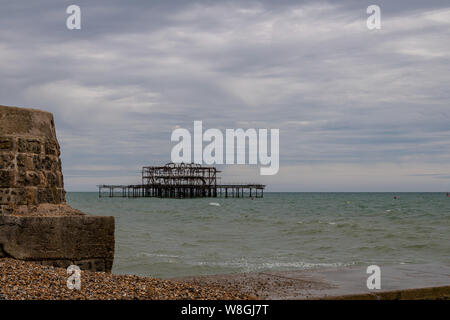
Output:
[0, 105, 115, 272]
[0, 105, 65, 213]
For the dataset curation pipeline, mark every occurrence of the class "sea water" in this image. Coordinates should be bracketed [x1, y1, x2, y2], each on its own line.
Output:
[66, 192, 450, 279]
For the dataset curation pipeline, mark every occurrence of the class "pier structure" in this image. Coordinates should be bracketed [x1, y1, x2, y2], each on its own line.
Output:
[98, 163, 265, 199]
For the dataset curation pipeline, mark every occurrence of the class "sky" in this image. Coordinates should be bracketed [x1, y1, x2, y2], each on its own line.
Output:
[0, 0, 449, 191]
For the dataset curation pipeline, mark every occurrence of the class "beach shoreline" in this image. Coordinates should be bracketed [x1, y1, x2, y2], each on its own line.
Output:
[1, 258, 448, 300]
[173, 263, 450, 299]
[0, 258, 251, 300]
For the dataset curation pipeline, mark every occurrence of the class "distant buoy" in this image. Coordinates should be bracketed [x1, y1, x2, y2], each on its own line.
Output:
[393, 196, 398, 200]
[346, 201, 350, 205]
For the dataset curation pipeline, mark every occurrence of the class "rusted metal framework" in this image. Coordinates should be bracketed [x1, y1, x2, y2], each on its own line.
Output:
[98, 162, 265, 199]
[142, 163, 219, 187]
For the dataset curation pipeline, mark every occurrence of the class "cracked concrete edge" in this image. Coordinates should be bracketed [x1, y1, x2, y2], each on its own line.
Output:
[319, 285, 450, 300]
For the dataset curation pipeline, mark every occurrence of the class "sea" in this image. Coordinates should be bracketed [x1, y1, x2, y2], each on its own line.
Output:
[66, 192, 449, 279]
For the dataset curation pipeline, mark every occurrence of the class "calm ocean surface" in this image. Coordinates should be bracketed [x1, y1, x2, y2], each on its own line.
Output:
[66, 192, 449, 279]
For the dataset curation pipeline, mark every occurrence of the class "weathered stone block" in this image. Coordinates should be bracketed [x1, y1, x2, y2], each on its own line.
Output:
[0, 204, 14, 214]
[41, 155, 59, 171]
[75, 259, 107, 272]
[16, 153, 26, 169]
[17, 138, 42, 154]
[37, 187, 54, 203]
[56, 173, 64, 188]
[27, 171, 41, 186]
[0, 188, 27, 205]
[0, 105, 115, 272]
[0, 170, 14, 187]
[25, 187, 38, 205]
[0, 153, 14, 170]
[44, 140, 59, 156]
[0, 215, 115, 272]
[45, 172, 55, 186]
[0, 137, 13, 151]
[17, 171, 42, 187]
[0, 188, 10, 204]
[32, 154, 43, 170]
[59, 188, 66, 202]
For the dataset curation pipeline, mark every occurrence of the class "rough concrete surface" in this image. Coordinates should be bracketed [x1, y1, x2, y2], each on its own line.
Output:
[0, 105, 115, 272]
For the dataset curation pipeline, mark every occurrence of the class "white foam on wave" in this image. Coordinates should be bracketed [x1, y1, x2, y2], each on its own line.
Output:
[209, 202, 221, 206]
[137, 252, 180, 259]
[191, 260, 352, 272]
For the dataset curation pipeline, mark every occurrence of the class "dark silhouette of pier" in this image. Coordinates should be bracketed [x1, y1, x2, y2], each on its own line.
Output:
[98, 163, 265, 198]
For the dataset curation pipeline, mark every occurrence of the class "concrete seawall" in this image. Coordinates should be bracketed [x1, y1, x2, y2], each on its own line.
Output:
[0, 105, 115, 272]
[0, 215, 114, 272]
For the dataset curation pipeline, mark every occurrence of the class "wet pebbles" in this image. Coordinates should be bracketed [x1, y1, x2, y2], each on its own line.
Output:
[0, 258, 251, 300]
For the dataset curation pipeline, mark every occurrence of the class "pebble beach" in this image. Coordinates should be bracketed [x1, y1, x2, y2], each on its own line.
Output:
[0, 258, 251, 300]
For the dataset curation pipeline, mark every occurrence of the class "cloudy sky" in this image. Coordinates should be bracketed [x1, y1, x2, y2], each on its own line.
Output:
[1, 0, 449, 191]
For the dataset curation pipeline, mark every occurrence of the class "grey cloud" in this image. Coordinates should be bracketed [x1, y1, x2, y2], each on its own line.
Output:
[0, 0, 449, 191]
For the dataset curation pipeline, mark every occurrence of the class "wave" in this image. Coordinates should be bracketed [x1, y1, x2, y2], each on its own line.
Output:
[136, 252, 181, 259]
[190, 260, 353, 272]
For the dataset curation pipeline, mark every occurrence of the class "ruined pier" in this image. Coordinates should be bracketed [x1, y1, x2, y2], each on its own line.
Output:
[98, 163, 265, 198]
